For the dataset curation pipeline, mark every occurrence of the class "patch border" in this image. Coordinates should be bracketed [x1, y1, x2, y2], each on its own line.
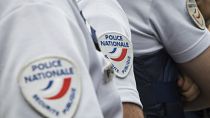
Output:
[17, 56, 82, 118]
[97, 31, 133, 78]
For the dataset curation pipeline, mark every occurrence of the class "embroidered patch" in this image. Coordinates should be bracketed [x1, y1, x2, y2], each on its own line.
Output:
[98, 32, 133, 78]
[18, 57, 81, 117]
[186, 0, 206, 29]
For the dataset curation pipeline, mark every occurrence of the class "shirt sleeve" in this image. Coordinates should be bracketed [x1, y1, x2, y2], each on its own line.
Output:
[77, 0, 131, 40]
[77, 0, 142, 107]
[150, 0, 210, 63]
[113, 67, 142, 107]
[0, 3, 104, 118]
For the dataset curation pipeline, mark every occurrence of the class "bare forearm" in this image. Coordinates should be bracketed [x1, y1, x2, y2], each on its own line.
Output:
[179, 47, 210, 110]
[123, 102, 144, 118]
[184, 93, 210, 111]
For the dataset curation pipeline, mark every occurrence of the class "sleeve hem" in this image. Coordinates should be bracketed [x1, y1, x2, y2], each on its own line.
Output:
[172, 30, 210, 63]
[118, 88, 143, 108]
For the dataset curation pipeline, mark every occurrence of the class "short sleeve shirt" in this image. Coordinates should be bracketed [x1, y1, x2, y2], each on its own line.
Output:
[77, 0, 142, 107]
[118, 0, 210, 63]
[0, 0, 122, 117]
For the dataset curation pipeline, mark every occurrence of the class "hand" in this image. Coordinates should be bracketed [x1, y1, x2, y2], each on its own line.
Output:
[177, 74, 200, 102]
[123, 103, 144, 118]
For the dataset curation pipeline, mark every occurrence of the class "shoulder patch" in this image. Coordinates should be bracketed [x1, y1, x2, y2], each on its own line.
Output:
[98, 32, 133, 78]
[18, 56, 81, 118]
[186, 0, 205, 30]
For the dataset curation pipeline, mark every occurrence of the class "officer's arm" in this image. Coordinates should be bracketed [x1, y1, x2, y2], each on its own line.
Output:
[77, 0, 144, 117]
[1, 2, 106, 117]
[180, 18, 210, 110]
[147, 0, 210, 111]
[178, 0, 210, 110]
[179, 46, 210, 110]
[123, 103, 144, 118]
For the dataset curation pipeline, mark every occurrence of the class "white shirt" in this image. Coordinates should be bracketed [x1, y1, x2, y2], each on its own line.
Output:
[77, 0, 142, 107]
[0, 0, 122, 117]
[118, 0, 210, 63]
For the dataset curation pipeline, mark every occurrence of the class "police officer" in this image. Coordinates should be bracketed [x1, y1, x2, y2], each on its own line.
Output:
[76, 0, 144, 117]
[0, 0, 124, 117]
[117, 0, 210, 117]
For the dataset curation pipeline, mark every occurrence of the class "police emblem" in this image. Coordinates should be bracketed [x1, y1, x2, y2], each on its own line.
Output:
[98, 32, 133, 78]
[186, 0, 206, 29]
[18, 57, 81, 117]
